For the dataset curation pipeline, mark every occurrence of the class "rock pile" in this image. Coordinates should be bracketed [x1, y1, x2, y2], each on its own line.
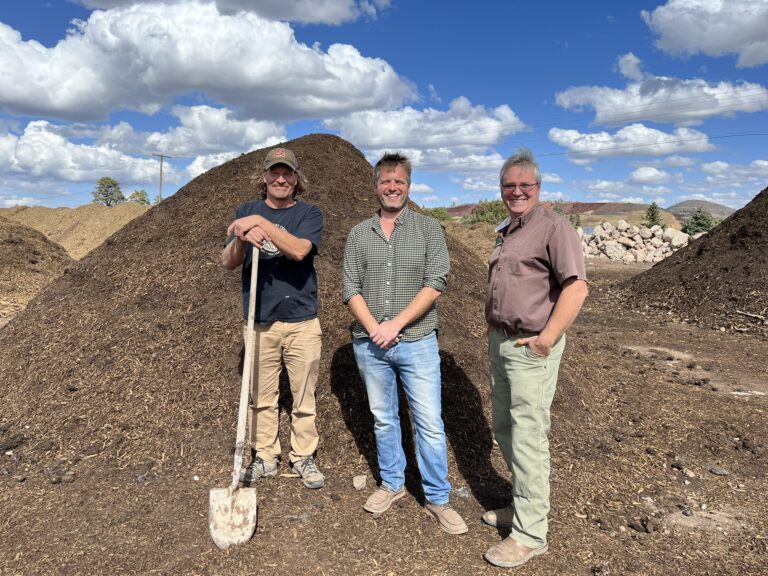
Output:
[580, 219, 699, 264]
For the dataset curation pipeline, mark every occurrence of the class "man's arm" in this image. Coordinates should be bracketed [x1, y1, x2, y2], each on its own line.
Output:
[228, 215, 313, 261]
[370, 287, 441, 348]
[522, 277, 588, 356]
[221, 237, 246, 270]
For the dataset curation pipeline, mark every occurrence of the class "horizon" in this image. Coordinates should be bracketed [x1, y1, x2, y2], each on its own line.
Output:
[1, 1, 767, 210]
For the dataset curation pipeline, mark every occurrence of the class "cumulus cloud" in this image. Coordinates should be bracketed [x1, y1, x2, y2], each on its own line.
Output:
[665, 155, 696, 168]
[617, 53, 644, 81]
[1, 121, 162, 184]
[0, 3, 415, 122]
[542, 173, 563, 184]
[642, 0, 768, 67]
[410, 183, 434, 194]
[548, 123, 715, 161]
[556, 54, 768, 126]
[72, 0, 390, 25]
[629, 166, 669, 184]
[1, 196, 37, 208]
[325, 97, 525, 150]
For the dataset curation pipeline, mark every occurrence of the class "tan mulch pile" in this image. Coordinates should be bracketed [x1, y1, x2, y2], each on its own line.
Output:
[626, 187, 768, 336]
[1, 202, 150, 260]
[1, 134, 766, 575]
[0, 215, 72, 328]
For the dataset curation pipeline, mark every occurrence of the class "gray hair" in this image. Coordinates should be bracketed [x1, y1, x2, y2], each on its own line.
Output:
[373, 152, 412, 185]
[499, 147, 541, 187]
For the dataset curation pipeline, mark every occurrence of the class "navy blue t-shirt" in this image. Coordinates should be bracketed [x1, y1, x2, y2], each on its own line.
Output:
[230, 199, 323, 324]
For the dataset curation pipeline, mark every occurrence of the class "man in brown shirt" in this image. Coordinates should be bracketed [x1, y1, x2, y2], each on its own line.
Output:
[482, 148, 588, 569]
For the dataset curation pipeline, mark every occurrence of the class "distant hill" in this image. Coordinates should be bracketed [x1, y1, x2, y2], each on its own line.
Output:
[667, 199, 734, 223]
[441, 201, 680, 228]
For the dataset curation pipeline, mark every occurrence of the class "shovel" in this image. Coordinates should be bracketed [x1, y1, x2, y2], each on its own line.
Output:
[209, 248, 260, 550]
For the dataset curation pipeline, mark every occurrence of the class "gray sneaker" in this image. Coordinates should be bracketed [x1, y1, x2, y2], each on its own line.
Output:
[239, 454, 278, 485]
[292, 456, 325, 489]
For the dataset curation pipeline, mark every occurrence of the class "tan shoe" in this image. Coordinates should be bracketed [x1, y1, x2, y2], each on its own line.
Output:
[425, 502, 469, 534]
[484, 537, 548, 568]
[363, 486, 405, 514]
[481, 504, 515, 528]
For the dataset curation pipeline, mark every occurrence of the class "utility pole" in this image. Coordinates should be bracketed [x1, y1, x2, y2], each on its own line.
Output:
[152, 153, 173, 203]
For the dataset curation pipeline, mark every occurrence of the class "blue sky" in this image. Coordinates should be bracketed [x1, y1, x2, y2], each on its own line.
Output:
[1, 0, 767, 209]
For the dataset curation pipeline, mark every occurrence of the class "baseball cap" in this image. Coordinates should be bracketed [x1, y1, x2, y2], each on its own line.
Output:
[263, 147, 298, 171]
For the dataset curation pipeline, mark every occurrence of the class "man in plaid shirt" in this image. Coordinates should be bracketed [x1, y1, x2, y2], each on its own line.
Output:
[342, 152, 467, 535]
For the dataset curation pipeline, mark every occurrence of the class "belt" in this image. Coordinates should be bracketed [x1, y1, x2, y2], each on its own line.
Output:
[494, 325, 537, 339]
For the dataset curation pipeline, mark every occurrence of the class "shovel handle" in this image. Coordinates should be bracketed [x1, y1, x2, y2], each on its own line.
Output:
[231, 247, 259, 490]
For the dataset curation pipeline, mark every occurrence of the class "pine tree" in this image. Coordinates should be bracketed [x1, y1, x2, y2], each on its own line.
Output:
[128, 190, 150, 205]
[643, 201, 663, 228]
[682, 208, 717, 235]
[92, 177, 126, 207]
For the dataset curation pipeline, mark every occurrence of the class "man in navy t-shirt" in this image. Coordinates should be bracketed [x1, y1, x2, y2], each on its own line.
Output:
[222, 147, 325, 489]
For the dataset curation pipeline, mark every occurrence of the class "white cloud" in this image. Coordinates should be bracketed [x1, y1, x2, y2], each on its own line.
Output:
[620, 196, 645, 204]
[542, 172, 563, 183]
[420, 195, 439, 204]
[461, 176, 498, 192]
[2, 121, 161, 184]
[72, 0, 390, 25]
[326, 97, 525, 150]
[581, 180, 628, 193]
[1, 196, 37, 208]
[629, 166, 669, 184]
[665, 155, 696, 167]
[0, 3, 415, 122]
[541, 190, 565, 201]
[701, 161, 729, 174]
[556, 53, 768, 126]
[548, 123, 715, 161]
[642, 0, 768, 67]
[617, 53, 644, 81]
[410, 183, 433, 194]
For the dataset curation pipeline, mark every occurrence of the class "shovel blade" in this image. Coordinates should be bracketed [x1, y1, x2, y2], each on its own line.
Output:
[209, 487, 258, 550]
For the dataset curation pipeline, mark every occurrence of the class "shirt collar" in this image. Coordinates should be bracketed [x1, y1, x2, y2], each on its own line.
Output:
[495, 203, 541, 235]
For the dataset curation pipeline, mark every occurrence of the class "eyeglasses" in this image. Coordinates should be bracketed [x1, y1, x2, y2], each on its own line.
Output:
[502, 182, 538, 192]
[266, 169, 296, 181]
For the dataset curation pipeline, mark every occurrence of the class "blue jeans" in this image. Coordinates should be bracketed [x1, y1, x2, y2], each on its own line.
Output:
[352, 331, 451, 504]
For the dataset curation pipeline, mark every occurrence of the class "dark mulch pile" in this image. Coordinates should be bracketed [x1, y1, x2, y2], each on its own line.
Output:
[1, 135, 766, 575]
[0, 215, 72, 326]
[626, 187, 768, 336]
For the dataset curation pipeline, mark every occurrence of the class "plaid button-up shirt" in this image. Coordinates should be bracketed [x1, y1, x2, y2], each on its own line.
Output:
[342, 207, 449, 341]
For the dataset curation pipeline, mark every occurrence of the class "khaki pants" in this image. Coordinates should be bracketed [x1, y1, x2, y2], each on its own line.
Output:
[244, 318, 322, 464]
[488, 328, 566, 548]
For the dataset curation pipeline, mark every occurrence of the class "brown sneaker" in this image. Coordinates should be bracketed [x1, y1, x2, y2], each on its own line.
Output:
[425, 502, 468, 534]
[484, 537, 548, 568]
[364, 486, 405, 514]
[481, 504, 515, 528]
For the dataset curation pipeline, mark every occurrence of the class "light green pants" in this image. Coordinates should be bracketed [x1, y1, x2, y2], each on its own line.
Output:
[488, 328, 566, 548]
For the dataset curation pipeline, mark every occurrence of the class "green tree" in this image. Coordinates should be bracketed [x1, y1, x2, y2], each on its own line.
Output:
[551, 201, 581, 228]
[421, 207, 452, 222]
[643, 201, 663, 228]
[128, 189, 150, 205]
[92, 177, 126, 207]
[682, 208, 718, 235]
[463, 199, 508, 225]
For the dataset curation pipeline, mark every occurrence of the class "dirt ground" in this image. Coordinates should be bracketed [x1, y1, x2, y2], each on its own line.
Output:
[1, 135, 766, 575]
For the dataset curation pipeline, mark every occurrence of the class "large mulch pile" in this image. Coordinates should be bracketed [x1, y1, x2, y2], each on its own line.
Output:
[626, 187, 768, 336]
[1, 202, 150, 260]
[1, 135, 766, 575]
[0, 215, 72, 328]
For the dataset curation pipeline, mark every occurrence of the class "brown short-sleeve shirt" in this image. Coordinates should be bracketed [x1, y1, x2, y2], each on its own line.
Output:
[485, 204, 587, 334]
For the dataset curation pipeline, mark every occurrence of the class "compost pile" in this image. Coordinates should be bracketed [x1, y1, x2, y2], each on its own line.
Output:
[0, 215, 72, 327]
[1, 135, 765, 575]
[626, 187, 768, 336]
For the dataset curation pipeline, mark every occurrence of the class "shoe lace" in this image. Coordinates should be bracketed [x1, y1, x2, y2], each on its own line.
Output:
[297, 457, 319, 476]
